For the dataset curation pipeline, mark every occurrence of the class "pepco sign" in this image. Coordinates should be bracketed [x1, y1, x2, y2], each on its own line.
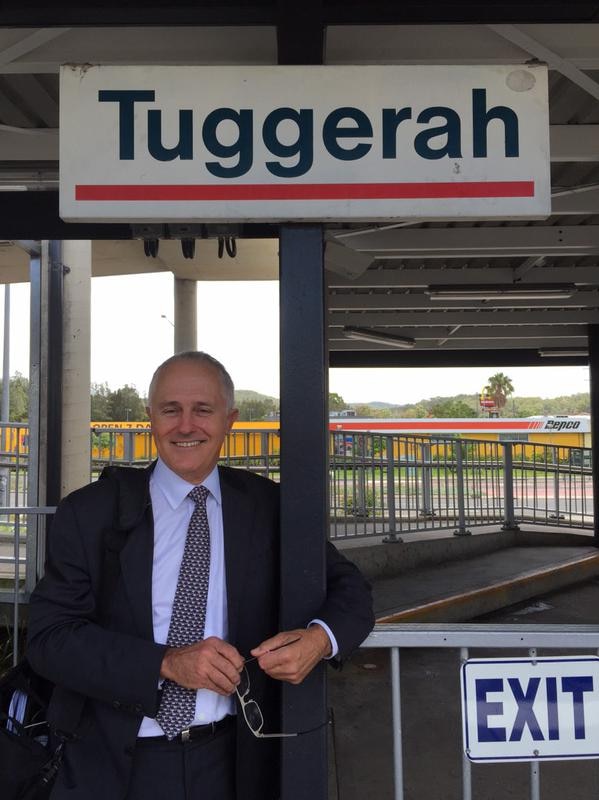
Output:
[59, 64, 550, 222]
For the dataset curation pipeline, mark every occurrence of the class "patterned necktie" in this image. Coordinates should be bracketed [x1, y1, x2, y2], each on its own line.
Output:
[156, 485, 211, 739]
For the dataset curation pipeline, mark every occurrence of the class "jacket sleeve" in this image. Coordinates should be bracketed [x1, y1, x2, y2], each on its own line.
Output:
[316, 542, 375, 661]
[26, 495, 167, 718]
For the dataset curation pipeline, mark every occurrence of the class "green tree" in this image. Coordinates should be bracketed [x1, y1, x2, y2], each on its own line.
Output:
[430, 398, 476, 418]
[328, 392, 346, 412]
[0, 372, 29, 421]
[90, 382, 111, 420]
[106, 385, 147, 422]
[236, 397, 277, 421]
[485, 372, 515, 413]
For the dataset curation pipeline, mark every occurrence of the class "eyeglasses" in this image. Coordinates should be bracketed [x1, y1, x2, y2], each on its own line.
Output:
[236, 639, 330, 739]
[236, 665, 330, 739]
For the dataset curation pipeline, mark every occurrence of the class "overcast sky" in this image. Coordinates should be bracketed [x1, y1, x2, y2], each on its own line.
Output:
[1, 274, 590, 405]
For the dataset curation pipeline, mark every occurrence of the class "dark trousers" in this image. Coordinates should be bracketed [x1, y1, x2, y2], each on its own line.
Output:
[125, 724, 236, 800]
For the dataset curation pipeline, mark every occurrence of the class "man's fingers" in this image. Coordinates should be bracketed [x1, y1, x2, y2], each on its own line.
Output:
[250, 630, 303, 658]
[161, 637, 244, 691]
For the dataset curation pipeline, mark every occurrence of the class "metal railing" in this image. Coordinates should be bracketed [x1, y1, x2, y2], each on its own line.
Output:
[0, 506, 56, 665]
[362, 624, 599, 800]
[0, 424, 593, 541]
[329, 434, 593, 540]
[0, 422, 30, 507]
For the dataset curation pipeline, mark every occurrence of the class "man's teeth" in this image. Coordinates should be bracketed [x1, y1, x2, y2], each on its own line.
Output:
[174, 441, 202, 447]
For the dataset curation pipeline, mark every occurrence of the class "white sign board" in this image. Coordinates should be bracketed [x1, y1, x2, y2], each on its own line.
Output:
[461, 656, 599, 762]
[59, 64, 550, 223]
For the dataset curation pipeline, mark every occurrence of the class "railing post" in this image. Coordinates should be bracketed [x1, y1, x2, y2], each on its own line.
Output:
[123, 430, 134, 464]
[390, 647, 404, 800]
[383, 435, 402, 543]
[453, 440, 471, 536]
[460, 647, 472, 800]
[502, 442, 520, 531]
[550, 445, 564, 521]
[419, 441, 434, 518]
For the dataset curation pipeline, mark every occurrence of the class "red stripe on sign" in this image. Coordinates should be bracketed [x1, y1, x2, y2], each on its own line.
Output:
[75, 181, 535, 202]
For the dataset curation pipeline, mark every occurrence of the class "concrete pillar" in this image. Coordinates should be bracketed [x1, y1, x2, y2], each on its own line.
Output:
[61, 240, 91, 495]
[174, 277, 197, 352]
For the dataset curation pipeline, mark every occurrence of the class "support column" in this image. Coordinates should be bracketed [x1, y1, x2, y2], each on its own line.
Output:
[174, 277, 197, 352]
[61, 241, 91, 495]
[45, 241, 63, 507]
[279, 225, 327, 800]
[588, 324, 599, 546]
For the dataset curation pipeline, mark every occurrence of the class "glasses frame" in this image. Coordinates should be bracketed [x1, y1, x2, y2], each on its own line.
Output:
[235, 664, 330, 739]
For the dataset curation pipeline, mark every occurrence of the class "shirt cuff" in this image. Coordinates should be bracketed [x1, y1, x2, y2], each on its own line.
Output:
[308, 619, 339, 659]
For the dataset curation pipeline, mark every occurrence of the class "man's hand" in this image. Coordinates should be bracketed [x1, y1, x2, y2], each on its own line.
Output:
[249, 626, 332, 685]
[160, 637, 244, 696]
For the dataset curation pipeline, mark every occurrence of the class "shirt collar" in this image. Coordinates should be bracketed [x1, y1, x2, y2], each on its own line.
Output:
[152, 458, 222, 510]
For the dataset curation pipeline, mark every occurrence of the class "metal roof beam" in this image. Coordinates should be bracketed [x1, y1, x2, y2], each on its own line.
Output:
[329, 309, 599, 326]
[329, 266, 599, 288]
[0, 29, 70, 67]
[489, 24, 599, 102]
[338, 225, 599, 261]
[329, 349, 588, 368]
[328, 291, 599, 310]
[330, 326, 586, 341]
[552, 185, 599, 215]
[330, 336, 587, 351]
[551, 126, 599, 162]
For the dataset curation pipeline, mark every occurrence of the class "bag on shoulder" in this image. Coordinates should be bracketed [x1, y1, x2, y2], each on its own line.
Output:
[0, 658, 64, 800]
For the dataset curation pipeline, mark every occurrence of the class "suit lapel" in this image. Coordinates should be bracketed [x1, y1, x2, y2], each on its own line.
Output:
[119, 506, 155, 641]
[219, 467, 253, 647]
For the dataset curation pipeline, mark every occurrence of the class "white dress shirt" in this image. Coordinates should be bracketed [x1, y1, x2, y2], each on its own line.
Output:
[138, 459, 233, 737]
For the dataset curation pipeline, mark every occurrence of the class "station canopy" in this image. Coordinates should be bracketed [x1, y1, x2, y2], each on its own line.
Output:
[0, 2, 598, 367]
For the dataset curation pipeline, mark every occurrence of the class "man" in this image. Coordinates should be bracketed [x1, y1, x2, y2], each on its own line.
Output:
[27, 351, 374, 800]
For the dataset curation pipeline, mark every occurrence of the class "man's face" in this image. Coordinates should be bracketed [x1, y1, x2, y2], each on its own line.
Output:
[147, 360, 238, 484]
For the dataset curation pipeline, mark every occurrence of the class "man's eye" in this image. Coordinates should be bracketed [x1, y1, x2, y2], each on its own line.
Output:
[162, 408, 177, 415]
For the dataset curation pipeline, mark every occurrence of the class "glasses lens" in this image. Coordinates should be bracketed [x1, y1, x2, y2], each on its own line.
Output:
[238, 668, 250, 699]
[243, 699, 264, 734]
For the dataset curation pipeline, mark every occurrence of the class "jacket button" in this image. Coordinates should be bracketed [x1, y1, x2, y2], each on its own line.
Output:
[112, 700, 122, 710]
[134, 704, 143, 713]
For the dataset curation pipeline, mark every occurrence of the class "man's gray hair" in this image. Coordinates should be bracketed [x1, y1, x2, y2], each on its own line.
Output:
[147, 351, 236, 411]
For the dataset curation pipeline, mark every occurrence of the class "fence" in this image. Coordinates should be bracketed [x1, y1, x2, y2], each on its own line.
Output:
[329, 433, 593, 540]
[0, 424, 594, 541]
[0, 506, 56, 665]
[362, 623, 599, 800]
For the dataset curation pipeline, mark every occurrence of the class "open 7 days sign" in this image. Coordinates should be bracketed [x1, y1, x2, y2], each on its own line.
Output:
[461, 656, 599, 762]
[59, 64, 550, 222]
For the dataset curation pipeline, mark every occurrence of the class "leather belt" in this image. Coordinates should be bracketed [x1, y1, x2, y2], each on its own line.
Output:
[137, 714, 235, 745]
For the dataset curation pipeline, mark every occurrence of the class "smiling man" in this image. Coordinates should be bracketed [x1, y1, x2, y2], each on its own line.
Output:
[27, 351, 374, 800]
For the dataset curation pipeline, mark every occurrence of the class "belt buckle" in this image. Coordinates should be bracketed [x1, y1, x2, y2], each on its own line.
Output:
[180, 727, 191, 743]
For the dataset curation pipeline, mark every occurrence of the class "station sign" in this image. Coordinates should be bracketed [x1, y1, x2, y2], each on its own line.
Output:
[59, 64, 550, 222]
[461, 656, 599, 762]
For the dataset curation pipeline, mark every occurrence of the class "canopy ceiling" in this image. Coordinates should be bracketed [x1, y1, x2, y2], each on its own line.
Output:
[1, 4, 598, 366]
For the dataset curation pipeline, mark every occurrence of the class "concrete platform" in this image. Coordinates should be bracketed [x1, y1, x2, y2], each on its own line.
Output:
[338, 528, 599, 623]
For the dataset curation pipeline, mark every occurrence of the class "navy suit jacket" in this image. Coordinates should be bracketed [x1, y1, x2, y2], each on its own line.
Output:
[27, 464, 374, 800]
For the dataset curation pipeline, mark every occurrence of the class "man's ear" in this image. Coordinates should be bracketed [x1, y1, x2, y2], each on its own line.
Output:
[228, 408, 239, 430]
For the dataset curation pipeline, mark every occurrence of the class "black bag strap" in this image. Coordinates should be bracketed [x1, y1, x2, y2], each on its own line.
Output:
[97, 465, 153, 624]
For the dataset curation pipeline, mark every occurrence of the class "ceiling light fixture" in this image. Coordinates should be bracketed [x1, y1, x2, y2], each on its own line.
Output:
[426, 285, 576, 301]
[342, 326, 415, 349]
[538, 349, 588, 358]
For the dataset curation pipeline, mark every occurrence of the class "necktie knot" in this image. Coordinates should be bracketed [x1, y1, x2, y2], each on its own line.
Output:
[188, 485, 209, 506]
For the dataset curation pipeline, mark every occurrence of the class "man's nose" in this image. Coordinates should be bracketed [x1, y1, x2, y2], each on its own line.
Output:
[177, 410, 195, 433]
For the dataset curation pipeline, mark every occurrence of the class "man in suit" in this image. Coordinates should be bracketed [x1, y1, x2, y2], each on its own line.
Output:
[27, 351, 374, 800]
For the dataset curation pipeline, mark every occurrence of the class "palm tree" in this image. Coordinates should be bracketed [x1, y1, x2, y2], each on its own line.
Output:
[485, 373, 514, 413]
